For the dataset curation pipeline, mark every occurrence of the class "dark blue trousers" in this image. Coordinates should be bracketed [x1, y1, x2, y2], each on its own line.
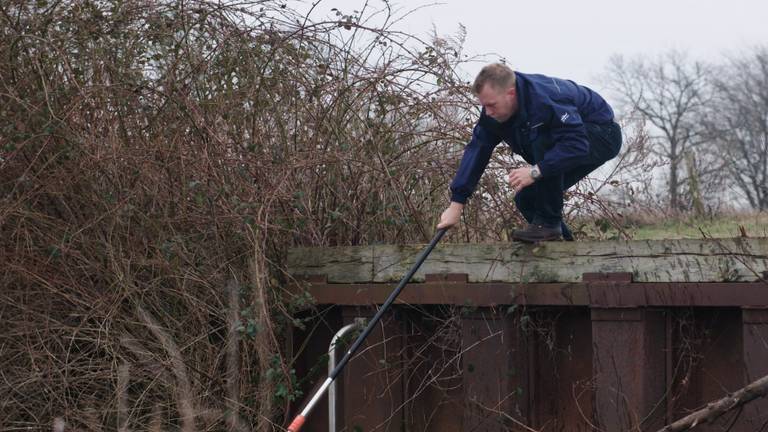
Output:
[514, 122, 623, 234]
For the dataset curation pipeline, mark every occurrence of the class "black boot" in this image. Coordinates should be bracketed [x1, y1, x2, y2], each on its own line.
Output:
[561, 222, 575, 241]
[512, 223, 563, 243]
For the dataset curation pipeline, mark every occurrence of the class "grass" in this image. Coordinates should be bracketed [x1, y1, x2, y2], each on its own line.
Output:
[574, 211, 768, 240]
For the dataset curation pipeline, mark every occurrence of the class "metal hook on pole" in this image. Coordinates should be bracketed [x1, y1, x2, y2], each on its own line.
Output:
[328, 318, 365, 432]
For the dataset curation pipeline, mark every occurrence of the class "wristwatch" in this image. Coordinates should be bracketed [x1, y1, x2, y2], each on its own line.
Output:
[530, 165, 542, 180]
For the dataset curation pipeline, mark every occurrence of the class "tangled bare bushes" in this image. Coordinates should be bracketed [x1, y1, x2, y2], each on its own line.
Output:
[0, 0, 482, 430]
[0, 0, 640, 430]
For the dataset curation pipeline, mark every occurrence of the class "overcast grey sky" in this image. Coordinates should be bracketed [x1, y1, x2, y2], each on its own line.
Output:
[301, 0, 768, 94]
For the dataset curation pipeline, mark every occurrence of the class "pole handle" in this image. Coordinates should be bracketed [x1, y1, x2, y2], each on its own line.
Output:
[287, 415, 305, 432]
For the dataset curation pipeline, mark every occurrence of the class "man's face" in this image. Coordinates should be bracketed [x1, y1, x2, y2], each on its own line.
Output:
[477, 84, 517, 122]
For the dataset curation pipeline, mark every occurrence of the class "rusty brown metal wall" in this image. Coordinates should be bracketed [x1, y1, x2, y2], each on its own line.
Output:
[290, 274, 768, 431]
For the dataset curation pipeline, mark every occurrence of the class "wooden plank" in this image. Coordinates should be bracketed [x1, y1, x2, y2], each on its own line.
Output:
[670, 308, 745, 431]
[300, 281, 768, 307]
[288, 238, 768, 283]
[460, 309, 529, 431]
[591, 308, 667, 431]
[288, 245, 375, 283]
[528, 308, 594, 431]
[341, 307, 405, 432]
[737, 308, 768, 431]
[401, 308, 463, 432]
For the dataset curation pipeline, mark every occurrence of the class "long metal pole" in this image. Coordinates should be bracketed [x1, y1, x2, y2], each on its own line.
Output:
[287, 228, 447, 432]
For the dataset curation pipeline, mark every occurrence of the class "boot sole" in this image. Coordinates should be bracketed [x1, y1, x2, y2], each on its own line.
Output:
[511, 235, 563, 243]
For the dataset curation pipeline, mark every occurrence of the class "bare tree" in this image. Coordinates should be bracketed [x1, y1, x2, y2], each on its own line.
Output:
[705, 47, 768, 210]
[606, 51, 715, 212]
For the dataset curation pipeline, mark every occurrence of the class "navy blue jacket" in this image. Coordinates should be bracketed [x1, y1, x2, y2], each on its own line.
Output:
[450, 72, 615, 204]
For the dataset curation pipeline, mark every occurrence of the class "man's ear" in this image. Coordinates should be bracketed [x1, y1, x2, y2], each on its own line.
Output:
[506, 86, 516, 98]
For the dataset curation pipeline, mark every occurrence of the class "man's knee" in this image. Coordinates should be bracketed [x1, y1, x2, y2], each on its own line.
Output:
[514, 188, 537, 222]
[514, 188, 535, 209]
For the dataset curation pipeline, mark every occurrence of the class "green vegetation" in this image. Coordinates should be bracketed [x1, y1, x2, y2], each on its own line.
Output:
[575, 212, 768, 240]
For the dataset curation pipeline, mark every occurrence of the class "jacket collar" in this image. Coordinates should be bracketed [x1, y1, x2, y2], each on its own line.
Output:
[505, 72, 528, 129]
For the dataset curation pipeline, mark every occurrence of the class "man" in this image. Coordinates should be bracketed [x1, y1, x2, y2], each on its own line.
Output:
[437, 63, 622, 242]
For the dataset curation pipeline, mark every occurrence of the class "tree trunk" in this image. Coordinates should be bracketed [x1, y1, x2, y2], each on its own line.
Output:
[670, 143, 680, 211]
[686, 151, 705, 217]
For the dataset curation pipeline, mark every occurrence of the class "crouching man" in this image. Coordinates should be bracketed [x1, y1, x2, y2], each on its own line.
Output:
[437, 63, 622, 242]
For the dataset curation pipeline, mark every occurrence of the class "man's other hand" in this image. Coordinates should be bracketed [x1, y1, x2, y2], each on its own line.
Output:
[508, 166, 535, 191]
[437, 202, 464, 229]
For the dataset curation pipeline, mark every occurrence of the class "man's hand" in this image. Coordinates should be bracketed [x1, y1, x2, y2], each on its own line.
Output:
[508, 166, 535, 191]
[437, 202, 464, 229]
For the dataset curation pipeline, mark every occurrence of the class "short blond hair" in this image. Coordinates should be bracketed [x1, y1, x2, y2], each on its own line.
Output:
[472, 63, 516, 94]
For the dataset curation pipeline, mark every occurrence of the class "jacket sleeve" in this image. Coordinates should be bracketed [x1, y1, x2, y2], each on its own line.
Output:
[537, 101, 591, 177]
[449, 120, 502, 204]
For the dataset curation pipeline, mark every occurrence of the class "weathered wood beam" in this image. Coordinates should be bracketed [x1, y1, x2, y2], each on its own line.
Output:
[288, 239, 768, 283]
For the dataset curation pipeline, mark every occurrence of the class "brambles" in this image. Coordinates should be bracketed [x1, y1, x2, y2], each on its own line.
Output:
[0, 0, 476, 429]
